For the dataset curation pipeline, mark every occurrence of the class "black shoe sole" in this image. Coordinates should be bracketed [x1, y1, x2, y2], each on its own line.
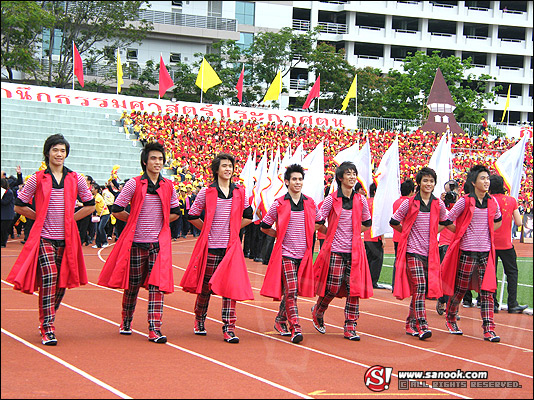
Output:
[149, 337, 167, 343]
[291, 333, 303, 344]
[119, 330, 132, 335]
[344, 335, 360, 341]
[194, 331, 207, 336]
[419, 330, 432, 340]
[224, 337, 240, 343]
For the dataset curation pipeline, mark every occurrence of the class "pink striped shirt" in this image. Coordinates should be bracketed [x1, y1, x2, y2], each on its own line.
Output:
[18, 171, 93, 240]
[319, 192, 371, 253]
[189, 185, 250, 249]
[262, 194, 320, 259]
[115, 177, 180, 243]
[447, 195, 501, 252]
[392, 195, 448, 257]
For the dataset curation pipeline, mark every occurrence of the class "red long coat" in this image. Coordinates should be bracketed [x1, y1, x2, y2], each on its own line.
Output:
[180, 185, 253, 301]
[260, 194, 316, 301]
[7, 170, 87, 294]
[314, 192, 373, 299]
[98, 176, 175, 294]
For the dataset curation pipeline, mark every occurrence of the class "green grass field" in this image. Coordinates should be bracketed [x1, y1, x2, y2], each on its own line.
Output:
[378, 254, 533, 309]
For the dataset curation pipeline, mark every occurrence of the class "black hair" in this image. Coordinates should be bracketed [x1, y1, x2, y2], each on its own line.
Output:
[400, 179, 415, 196]
[43, 134, 70, 166]
[284, 164, 305, 183]
[465, 164, 490, 194]
[369, 182, 377, 198]
[91, 182, 101, 192]
[1, 178, 8, 190]
[85, 175, 94, 184]
[489, 174, 506, 195]
[415, 167, 437, 188]
[140, 141, 166, 172]
[210, 152, 235, 181]
[354, 182, 363, 192]
[335, 161, 358, 186]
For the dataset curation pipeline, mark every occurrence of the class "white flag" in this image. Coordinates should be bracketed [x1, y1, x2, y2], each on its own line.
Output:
[330, 141, 360, 195]
[371, 136, 400, 238]
[355, 139, 373, 196]
[239, 151, 255, 201]
[428, 133, 452, 197]
[252, 150, 268, 221]
[289, 141, 305, 165]
[261, 145, 281, 212]
[302, 141, 325, 206]
[495, 135, 528, 199]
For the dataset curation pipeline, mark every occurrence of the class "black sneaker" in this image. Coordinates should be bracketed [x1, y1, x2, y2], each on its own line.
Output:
[311, 305, 326, 334]
[194, 319, 207, 335]
[148, 330, 167, 343]
[41, 331, 57, 346]
[274, 319, 291, 336]
[508, 304, 528, 314]
[419, 329, 432, 340]
[291, 331, 303, 344]
[445, 320, 463, 335]
[223, 331, 239, 343]
[344, 330, 360, 341]
[119, 320, 132, 335]
[436, 301, 446, 315]
[483, 331, 500, 342]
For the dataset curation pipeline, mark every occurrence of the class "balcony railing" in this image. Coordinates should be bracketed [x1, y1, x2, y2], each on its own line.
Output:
[137, 9, 237, 31]
[317, 21, 347, 34]
[292, 19, 311, 31]
[290, 79, 309, 90]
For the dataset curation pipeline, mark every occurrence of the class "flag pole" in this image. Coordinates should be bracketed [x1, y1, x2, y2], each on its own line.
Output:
[72, 41, 75, 91]
[279, 69, 281, 110]
[200, 58, 204, 104]
[116, 47, 119, 95]
[355, 75, 358, 126]
[158, 52, 162, 100]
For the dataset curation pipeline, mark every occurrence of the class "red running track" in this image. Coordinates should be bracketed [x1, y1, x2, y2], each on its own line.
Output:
[1, 237, 532, 399]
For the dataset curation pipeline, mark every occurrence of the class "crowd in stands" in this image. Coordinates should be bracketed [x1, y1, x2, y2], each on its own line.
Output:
[121, 110, 533, 207]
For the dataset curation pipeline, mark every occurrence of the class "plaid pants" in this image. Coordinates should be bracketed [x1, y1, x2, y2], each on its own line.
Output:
[315, 252, 359, 331]
[276, 257, 302, 332]
[405, 254, 429, 331]
[121, 243, 164, 332]
[194, 252, 237, 333]
[446, 251, 494, 332]
[38, 239, 66, 334]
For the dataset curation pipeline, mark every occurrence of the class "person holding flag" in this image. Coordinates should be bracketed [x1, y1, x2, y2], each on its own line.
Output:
[312, 161, 373, 341]
[260, 164, 322, 344]
[390, 167, 449, 340]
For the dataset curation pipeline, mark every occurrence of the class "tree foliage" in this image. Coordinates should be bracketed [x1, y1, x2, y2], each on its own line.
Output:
[1, 1, 55, 80]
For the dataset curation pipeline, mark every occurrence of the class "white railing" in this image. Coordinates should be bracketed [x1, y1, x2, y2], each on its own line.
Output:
[137, 9, 237, 32]
[289, 79, 308, 90]
[292, 19, 311, 31]
[317, 21, 348, 34]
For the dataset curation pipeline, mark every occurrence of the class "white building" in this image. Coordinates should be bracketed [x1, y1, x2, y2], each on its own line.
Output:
[17, 1, 534, 124]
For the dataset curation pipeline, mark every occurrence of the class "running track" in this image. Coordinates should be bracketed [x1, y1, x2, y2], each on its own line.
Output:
[1, 238, 532, 399]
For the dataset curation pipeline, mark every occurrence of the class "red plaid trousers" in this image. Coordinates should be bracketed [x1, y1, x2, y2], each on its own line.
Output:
[446, 251, 495, 332]
[315, 252, 359, 331]
[276, 257, 303, 332]
[121, 243, 164, 332]
[405, 253, 429, 331]
[194, 252, 237, 333]
[38, 239, 66, 334]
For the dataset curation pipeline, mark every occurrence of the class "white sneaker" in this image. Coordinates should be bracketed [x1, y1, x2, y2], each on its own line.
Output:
[102, 243, 109, 248]
[91, 245, 99, 249]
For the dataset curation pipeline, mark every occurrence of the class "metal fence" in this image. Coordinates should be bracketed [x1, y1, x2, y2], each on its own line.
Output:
[137, 9, 237, 31]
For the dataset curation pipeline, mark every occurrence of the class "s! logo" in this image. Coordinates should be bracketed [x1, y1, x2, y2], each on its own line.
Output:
[364, 365, 393, 392]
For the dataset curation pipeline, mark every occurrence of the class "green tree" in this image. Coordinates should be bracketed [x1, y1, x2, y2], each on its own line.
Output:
[36, 1, 153, 88]
[170, 62, 199, 103]
[1, 1, 55, 81]
[122, 59, 158, 98]
[383, 51, 499, 123]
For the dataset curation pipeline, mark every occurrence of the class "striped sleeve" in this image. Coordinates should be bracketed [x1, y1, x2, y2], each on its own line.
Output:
[114, 178, 136, 207]
[17, 174, 37, 204]
[77, 173, 94, 203]
[319, 195, 333, 221]
[447, 196, 466, 222]
[188, 187, 206, 217]
[391, 198, 410, 224]
[261, 199, 279, 227]
[361, 194, 371, 222]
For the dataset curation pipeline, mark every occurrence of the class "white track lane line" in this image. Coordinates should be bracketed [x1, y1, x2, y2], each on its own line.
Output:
[1, 328, 132, 399]
[1, 280, 313, 400]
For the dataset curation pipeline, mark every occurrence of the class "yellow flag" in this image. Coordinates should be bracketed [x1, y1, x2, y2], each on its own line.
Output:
[500, 84, 510, 123]
[195, 58, 222, 93]
[263, 71, 282, 102]
[341, 75, 357, 111]
[117, 49, 124, 93]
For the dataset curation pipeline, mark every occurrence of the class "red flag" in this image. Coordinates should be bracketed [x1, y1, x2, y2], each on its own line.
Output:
[236, 65, 244, 104]
[73, 42, 84, 87]
[159, 55, 174, 98]
[302, 74, 320, 110]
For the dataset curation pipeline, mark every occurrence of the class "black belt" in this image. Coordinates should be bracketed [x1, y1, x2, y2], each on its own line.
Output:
[461, 250, 489, 258]
[132, 242, 159, 250]
[208, 248, 226, 256]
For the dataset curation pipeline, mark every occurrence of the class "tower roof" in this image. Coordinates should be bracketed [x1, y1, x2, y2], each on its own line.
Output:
[427, 67, 455, 106]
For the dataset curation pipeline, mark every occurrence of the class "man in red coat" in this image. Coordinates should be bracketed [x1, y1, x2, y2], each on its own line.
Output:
[390, 167, 449, 340]
[180, 153, 253, 344]
[98, 142, 180, 343]
[260, 164, 321, 344]
[312, 162, 373, 341]
[441, 165, 502, 342]
[7, 134, 95, 345]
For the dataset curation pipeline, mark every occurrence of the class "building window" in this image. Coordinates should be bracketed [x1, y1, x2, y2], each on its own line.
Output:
[236, 1, 255, 25]
[170, 53, 181, 63]
[237, 32, 254, 50]
[208, 1, 222, 17]
[127, 49, 138, 60]
[42, 28, 63, 57]
[171, 1, 183, 6]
